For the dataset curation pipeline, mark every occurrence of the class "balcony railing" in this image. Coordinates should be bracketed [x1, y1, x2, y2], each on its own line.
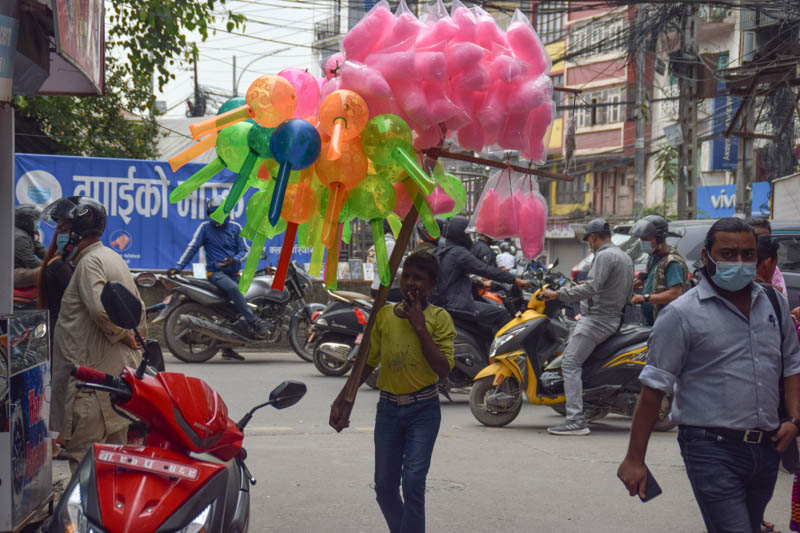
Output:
[314, 16, 340, 43]
[697, 5, 733, 24]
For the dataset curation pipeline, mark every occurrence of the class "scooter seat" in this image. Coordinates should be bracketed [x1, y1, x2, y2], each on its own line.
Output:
[590, 325, 651, 362]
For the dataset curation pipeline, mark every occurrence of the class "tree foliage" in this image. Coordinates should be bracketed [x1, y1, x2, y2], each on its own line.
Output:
[16, 0, 244, 158]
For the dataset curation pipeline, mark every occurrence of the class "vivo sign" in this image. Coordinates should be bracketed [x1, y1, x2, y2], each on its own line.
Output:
[696, 183, 771, 219]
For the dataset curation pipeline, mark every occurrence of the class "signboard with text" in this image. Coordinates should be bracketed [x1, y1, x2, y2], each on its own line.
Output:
[696, 182, 770, 219]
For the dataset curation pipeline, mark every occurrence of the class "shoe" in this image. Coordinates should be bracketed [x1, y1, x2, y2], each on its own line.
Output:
[221, 349, 245, 361]
[231, 317, 251, 336]
[547, 421, 591, 436]
[251, 319, 271, 339]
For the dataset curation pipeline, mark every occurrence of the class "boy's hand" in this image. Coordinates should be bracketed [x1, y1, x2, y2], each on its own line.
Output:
[405, 290, 427, 332]
[329, 388, 351, 432]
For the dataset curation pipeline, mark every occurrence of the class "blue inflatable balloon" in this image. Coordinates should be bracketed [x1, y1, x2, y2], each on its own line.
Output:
[268, 119, 321, 225]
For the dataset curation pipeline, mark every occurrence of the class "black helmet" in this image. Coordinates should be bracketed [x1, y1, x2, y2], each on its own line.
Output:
[14, 204, 41, 235]
[631, 215, 668, 243]
[442, 216, 472, 248]
[582, 218, 610, 241]
[206, 195, 225, 219]
[59, 197, 107, 239]
[41, 196, 81, 227]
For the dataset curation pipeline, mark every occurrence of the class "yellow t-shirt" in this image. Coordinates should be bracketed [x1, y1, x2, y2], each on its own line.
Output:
[367, 303, 455, 395]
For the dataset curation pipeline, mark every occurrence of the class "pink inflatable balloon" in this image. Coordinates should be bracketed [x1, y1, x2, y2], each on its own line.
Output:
[320, 77, 342, 100]
[324, 52, 345, 80]
[365, 51, 415, 80]
[342, 4, 395, 62]
[414, 51, 447, 81]
[445, 42, 487, 75]
[506, 19, 551, 78]
[489, 54, 529, 84]
[427, 183, 455, 214]
[413, 125, 443, 150]
[519, 193, 546, 258]
[507, 76, 553, 115]
[279, 68, 320, 118]
[339, 61, 393, 99]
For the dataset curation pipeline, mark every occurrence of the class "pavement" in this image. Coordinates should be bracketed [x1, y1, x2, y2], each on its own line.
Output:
[45, 350, 798, 532]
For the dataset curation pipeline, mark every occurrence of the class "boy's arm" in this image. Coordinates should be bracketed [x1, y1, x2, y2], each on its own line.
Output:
[406, 292, 451, 378]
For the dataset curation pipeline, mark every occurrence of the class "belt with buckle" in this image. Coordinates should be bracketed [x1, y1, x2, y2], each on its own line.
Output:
[380, 385, 438, 406]
[686, 426, 778, 444]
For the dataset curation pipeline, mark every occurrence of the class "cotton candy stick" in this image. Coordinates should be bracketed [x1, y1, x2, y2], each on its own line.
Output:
[169, 133, 219, 172]
[169, 159, 225, 203]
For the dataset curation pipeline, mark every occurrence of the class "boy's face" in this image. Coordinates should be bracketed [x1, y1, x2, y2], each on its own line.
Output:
[400, 264, 435, 303]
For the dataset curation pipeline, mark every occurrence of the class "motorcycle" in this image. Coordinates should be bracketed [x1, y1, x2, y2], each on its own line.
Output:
[311, 290, 373, 378]
[136, 263, 323, 363]
[468, 261, 675, 430]
[42, 281, 307, 533]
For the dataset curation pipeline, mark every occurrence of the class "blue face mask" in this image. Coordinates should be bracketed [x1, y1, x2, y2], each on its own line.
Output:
[708, 256, 756, 292]
[34, 219, 41, 231]
[640, 240, 654, 254]
[56, 233, 77, 260]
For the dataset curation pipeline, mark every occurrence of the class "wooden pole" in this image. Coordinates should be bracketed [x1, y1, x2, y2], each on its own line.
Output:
[329, 205, 419, 431]
[422, 148, 573, 182]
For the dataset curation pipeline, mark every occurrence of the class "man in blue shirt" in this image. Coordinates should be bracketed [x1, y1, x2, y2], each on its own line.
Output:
[629, 215, 689, 325]
[169, 196, 270, 342]
[618, 218, 800, 533]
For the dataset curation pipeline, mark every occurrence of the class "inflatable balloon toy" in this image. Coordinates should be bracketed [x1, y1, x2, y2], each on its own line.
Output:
[361, 114, 436, 195]
[348, 173, 396, 286]
[268, 118, 322, 226]
[239, 183, 288, 293]
[318, 90, 369, 161]
[189, 74, 296, 140]
[272, 168, 318, 291]
[279, 68, 320, 119]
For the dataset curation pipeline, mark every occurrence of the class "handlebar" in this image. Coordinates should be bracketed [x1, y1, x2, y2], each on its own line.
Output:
[72, 365, 132, 403]
[73, 365, 112, 385]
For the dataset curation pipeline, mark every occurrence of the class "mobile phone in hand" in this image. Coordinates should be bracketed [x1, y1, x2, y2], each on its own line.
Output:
[639, 468, 662, 502]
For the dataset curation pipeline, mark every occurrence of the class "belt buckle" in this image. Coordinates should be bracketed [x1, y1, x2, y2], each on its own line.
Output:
[744, 430, 763, 444]
[395, 394, 414, 406]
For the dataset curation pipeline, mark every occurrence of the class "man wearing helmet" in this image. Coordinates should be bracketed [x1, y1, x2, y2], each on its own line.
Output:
[496, 240, 516, 271]
[471, 233, 497, 267]
[169, 196, 271, 343]
[540, 218, 634, 435]
[13, 204, 46, 290]
[46, 197, 147, 472]
[629, 215, 689, 325]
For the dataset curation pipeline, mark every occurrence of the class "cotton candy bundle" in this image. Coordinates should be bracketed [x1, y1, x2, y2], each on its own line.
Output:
[469, 167, 521, 240]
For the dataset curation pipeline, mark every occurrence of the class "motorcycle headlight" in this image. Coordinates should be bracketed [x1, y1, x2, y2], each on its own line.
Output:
[314, 317, 328, 326]
[178, 503, 213, 533]
[489, 326, 525, 358]
[61, 483, 89, 533]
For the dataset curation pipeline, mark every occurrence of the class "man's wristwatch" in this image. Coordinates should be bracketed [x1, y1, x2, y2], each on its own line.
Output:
[788, 417, 800, 432]
[643, 294, 651, 303]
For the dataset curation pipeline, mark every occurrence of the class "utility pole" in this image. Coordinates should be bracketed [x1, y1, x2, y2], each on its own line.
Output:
[735, 98, 754, 216]
[193, 46, 200, 107]
[233, 55, 237, 97]
[677, 6, 698, 219]
[633, 5, 646, 217]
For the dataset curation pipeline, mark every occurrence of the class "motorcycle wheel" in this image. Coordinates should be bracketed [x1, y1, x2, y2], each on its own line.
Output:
[312, 334, 354, 377]
[469, 376, 522, 427]
[164, 302, 220, 363]
[653, 394, 676, 432]
[288, 309, 315, 363]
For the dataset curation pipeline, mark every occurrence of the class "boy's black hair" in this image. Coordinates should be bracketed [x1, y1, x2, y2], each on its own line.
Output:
[757, 234, 780, 266]
[745, 216, 771, 232]
[704, 217, 758, 252]
[403, 251, 439, 282]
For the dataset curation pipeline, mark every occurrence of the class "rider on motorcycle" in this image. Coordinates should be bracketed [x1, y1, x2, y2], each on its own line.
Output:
[169, 196, 270, 340]
[431, 216, 531, 334]
[540, 218, 634, 436]
[14, 204, 46, 290]
[629, 215, 690, 325]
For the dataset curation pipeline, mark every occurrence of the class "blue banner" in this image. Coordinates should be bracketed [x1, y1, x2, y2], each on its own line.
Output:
[14, 154, 312, 271]
[696, 182, 771, 219]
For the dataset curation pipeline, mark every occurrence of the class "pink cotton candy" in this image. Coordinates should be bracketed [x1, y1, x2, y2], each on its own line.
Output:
[477, 85, 510, 145]
[423, 82, 460, 124]
[366, 51, 415, 80]
[522, 102, 554, 163]
[506, 21, 551, 78]
[507, 76, 553, 114]
[445, 42, 487, 75]
[458, 64, 491, 91]
[377, 11, 422, 53]
[498, 113, 528, 151]
[489, 54, 529, 83]
[519, 193, 546, 258]
[414, 51, 447, 81]
[495, 195, 521, 237]
[392, 181, 413, 218]
[450, 5, 477, 43]
[363, 93, 404, 119]
[324, 53, 346, 79]
[426, 183, 455, 213]
[444, 107, 472, 131]
[415, 17, 458, 50]
[474, 188, 499, 235]
[457, 121, 485, 153]
[279, 68, 320, 118]
[390, 78, 430, 127]
[474, 9, 507, 50]
[342, 4, 395, 62]
[339, 61, 393, 99]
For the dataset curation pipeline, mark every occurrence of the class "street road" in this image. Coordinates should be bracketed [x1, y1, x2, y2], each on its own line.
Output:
[162, 350, 795, 533]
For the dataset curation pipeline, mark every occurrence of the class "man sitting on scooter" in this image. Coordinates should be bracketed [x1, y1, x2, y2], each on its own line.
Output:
[540, 218, 634, 436]
[430, 216, 531, 335]
[168, 196, 270, 351]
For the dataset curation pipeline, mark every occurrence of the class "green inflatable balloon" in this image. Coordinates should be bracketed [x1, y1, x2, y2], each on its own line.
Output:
[348, 174, 397, 287]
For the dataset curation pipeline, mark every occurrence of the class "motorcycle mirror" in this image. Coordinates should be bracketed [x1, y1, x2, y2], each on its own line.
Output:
[135, 272, 156, 288]
[269, 380, 307, 410]
[101, 282, 143, 330]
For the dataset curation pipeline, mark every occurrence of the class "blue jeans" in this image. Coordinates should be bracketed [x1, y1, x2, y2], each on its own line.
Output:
[678, 426, 780, 533]
[374, 396, 441, 533]
[208, 271, 258, 325]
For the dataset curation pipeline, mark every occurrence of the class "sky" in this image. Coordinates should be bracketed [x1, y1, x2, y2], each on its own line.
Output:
[153, 0, 333, 117]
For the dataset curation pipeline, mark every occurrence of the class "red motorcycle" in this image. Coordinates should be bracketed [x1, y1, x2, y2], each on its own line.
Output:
[43, 281, 306, 533]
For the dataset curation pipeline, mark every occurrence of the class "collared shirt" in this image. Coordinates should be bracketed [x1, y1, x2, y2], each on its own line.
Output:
[640, 278, 800, 431]
[557, 242, 633, 322]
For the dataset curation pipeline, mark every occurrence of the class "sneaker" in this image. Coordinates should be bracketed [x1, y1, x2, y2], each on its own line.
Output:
[250, 319, 271, 339]
[547, 421, 591, 436]
[221, 349, 245, 361]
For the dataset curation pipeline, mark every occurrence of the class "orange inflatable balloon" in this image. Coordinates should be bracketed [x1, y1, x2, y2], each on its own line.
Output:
[318, 90, 369, 160]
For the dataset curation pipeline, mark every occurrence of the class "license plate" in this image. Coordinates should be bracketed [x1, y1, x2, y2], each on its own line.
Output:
[96, 450, 199, 480]
[355, 333, 363, 345]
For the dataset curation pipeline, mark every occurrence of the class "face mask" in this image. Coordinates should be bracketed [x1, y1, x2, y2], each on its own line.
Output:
[56, 233, 77, 260]
[34, 219, 41, 231]
[641, 240, 653, 254]
[708, 256, 756, 292]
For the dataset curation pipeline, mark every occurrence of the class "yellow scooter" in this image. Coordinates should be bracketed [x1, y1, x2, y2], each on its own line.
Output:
[468, 264, 674, 430]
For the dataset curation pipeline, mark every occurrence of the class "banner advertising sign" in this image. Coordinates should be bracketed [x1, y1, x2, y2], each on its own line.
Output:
[696, 182, 771, 219]
[14, 154, 312, 271]
[53, 0, 103, 93]
[0, 14, 18, 101]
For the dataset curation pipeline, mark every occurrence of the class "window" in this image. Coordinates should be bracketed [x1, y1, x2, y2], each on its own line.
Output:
[775, 236, 800, 272]
[556, 178, 585, 204]
[550, 74, 563, 118]
[535, 2, 565, 45]
[576, 86, 625, 127]
[570, 17, 624, 58]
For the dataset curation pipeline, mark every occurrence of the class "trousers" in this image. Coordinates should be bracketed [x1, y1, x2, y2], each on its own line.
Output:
[208, 271, 258, 324]
[65, 392, 127, 474]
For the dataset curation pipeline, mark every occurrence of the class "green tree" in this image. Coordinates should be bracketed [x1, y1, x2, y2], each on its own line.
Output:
[648, 144, 678, 218]
[16, 1, 244, 158]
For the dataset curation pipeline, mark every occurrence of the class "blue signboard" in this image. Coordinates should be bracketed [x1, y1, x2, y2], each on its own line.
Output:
[696, 182, 771, 219]
[710, 93, 740, 171]
[0, 14, 18, 80]
[14, 154, 312, 271]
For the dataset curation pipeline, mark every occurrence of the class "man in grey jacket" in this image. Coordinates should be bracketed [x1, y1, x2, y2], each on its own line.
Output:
[540, 218, 634, 435]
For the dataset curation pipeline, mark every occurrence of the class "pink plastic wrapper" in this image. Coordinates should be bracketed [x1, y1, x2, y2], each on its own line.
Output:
[473, 6, 508, 51]
[523, 102, 554, 163]
[514, 175, 548, 259]
[469, 168, 521, 240]
[339, 61, 393, 99]
[378, 1, 422, 53]
[365, 51, 415, 80]
[342, 2, 395, 62]
[414, 51, 447, 81]
[489, 54, 528, 83]
[505, 9, 552, 78]
[507, 76, 553, 115]
[423, 82, 461, 124]
[390, 78, 430, 126]
[445, 41, 487, 75]
[426, 183, 455, 213]
[450, 2, 477, 43]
